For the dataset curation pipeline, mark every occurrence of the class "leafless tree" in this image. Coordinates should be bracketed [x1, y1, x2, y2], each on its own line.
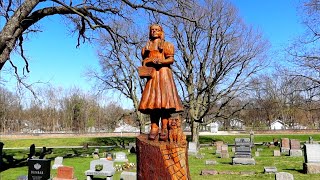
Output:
[286, 0, 320, 91]
[163, 0, 269, 144]
[0, 0, 194, 86]
[87, 20, 149, 132]
[0, 87, 22, 133]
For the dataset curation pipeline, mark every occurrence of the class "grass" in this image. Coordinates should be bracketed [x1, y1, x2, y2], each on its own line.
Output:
[1, 134, 319, 179]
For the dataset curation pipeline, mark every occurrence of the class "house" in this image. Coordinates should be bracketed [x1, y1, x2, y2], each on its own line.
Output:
[270, 120, 286, 130]
[229, 118, 245, 130]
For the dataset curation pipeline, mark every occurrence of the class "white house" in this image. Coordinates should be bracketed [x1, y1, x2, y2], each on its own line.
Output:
[229, 118, 245, 130]
[270, 120, 286, 130]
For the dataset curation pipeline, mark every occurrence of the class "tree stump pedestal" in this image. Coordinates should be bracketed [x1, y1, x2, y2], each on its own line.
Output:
[136, 134, 191, 180]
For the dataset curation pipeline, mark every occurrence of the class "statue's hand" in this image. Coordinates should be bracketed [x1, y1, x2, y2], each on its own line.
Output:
[144, 58, 161, 65]
[153, 58, 162, 64]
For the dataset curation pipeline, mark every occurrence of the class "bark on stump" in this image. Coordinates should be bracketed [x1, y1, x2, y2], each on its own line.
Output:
[137, 134, 191, 180]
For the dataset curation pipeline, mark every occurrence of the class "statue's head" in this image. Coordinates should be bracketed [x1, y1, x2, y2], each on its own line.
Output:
[149, 24, 164, 40]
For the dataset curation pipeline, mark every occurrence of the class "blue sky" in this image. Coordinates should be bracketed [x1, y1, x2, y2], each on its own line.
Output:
[2, 15, 99, 92]
[1, 0, 305, 94]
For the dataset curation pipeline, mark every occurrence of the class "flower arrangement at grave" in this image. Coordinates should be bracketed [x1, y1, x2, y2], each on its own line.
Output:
[114, 162, 136, 171]
[95, 164, 103, 171]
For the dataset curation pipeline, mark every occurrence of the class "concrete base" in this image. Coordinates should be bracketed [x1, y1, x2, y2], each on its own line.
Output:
[232, 158, 255, 165]
[303, 163, 320, 174]
[289, 149, 302, 157]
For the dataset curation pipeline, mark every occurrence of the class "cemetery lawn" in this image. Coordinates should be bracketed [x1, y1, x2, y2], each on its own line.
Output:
[1, 134, 320, 180]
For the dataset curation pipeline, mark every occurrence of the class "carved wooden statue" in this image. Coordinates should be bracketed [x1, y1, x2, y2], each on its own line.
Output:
[138, 24, 184, 141]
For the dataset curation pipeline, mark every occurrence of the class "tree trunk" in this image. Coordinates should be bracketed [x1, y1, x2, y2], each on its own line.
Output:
[191, 120, 200, 148]
[0, 0, 41, 69]
[138, 112, 146, 134]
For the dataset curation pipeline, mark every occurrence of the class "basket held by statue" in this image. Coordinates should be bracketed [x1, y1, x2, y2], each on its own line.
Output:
[138, 66, 154, 78]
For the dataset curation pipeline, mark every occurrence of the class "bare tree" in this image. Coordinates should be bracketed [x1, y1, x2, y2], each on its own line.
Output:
[286, 0, 320, 90]
[87, 20, 149, 132]
[163, 0, 268, 144]
[0, 0, 194, 82]
[0, 87, 22, 133]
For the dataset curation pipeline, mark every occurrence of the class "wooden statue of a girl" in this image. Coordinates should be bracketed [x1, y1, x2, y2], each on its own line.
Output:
[138, 24, 184, 141]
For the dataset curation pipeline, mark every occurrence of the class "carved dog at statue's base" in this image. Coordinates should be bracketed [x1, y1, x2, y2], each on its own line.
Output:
[168, 116, 186, 146]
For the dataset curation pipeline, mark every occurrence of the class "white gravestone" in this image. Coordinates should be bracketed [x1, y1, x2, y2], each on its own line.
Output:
[188, 142, 197, 156]
[114, 152, 128, 162]
[304, 144, 320, 163]
[52, 157, 63, 169]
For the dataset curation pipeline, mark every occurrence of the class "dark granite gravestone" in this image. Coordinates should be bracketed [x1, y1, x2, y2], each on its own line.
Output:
[28, 144, 36, 159]
[39, 147, 46, 159]
[0, 142, 3, 169]
[28, 159, 51, 180]
[233, 138, 255, 165]
[234, 138, 251, 158]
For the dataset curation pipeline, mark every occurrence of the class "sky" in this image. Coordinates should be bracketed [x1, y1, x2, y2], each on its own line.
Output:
[0, 0, 306, 106]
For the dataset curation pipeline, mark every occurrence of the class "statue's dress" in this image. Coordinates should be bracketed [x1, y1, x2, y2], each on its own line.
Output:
[138, 41, 184, 114]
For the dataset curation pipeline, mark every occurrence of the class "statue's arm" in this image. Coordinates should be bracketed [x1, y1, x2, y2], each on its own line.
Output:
[161, 42, 174, 65]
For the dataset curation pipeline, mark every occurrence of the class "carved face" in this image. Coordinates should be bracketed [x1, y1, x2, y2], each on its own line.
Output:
[150, 25, 162, 39]
[169, 118, 179, 129]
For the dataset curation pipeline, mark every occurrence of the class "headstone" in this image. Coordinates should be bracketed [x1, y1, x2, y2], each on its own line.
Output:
[232, 158, 255, 165]
[215, 141, 223, 155]
[280, 138, 290, 153]
[275, 172, 294, 180]
[196, 154, 204, 159]
[231, 147, 235, 152]
[274, 150, 281, 157]
[39, 147, 47, 159]
[200, 170, 218, 175]
[120, 171, 137, 180]
[290, 149, 302, 157]
[28, 159, 51, 180]
[28, 144, 36, 159]
[188, 142, 197, 155]
[114, 152, 128, 162]
[234, 138, 251, 158]
[264, 166, 277, 173]
[304, 144, 320, 163]
[233, 138, 255, 165]
[220, 144, 229, 158]
[309, 136, 314, 144]
[255, 151, 259, 157]
[240, 171, 255, 175]
[53, 166, 76, 180]
[205, 160, 217, 165]
[256, 148, 263, 152]
[85, 159, 115, 180]
[250, 130, 254, 147]
[52, 157, 63, 169]
[290, 139, 300, 150]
